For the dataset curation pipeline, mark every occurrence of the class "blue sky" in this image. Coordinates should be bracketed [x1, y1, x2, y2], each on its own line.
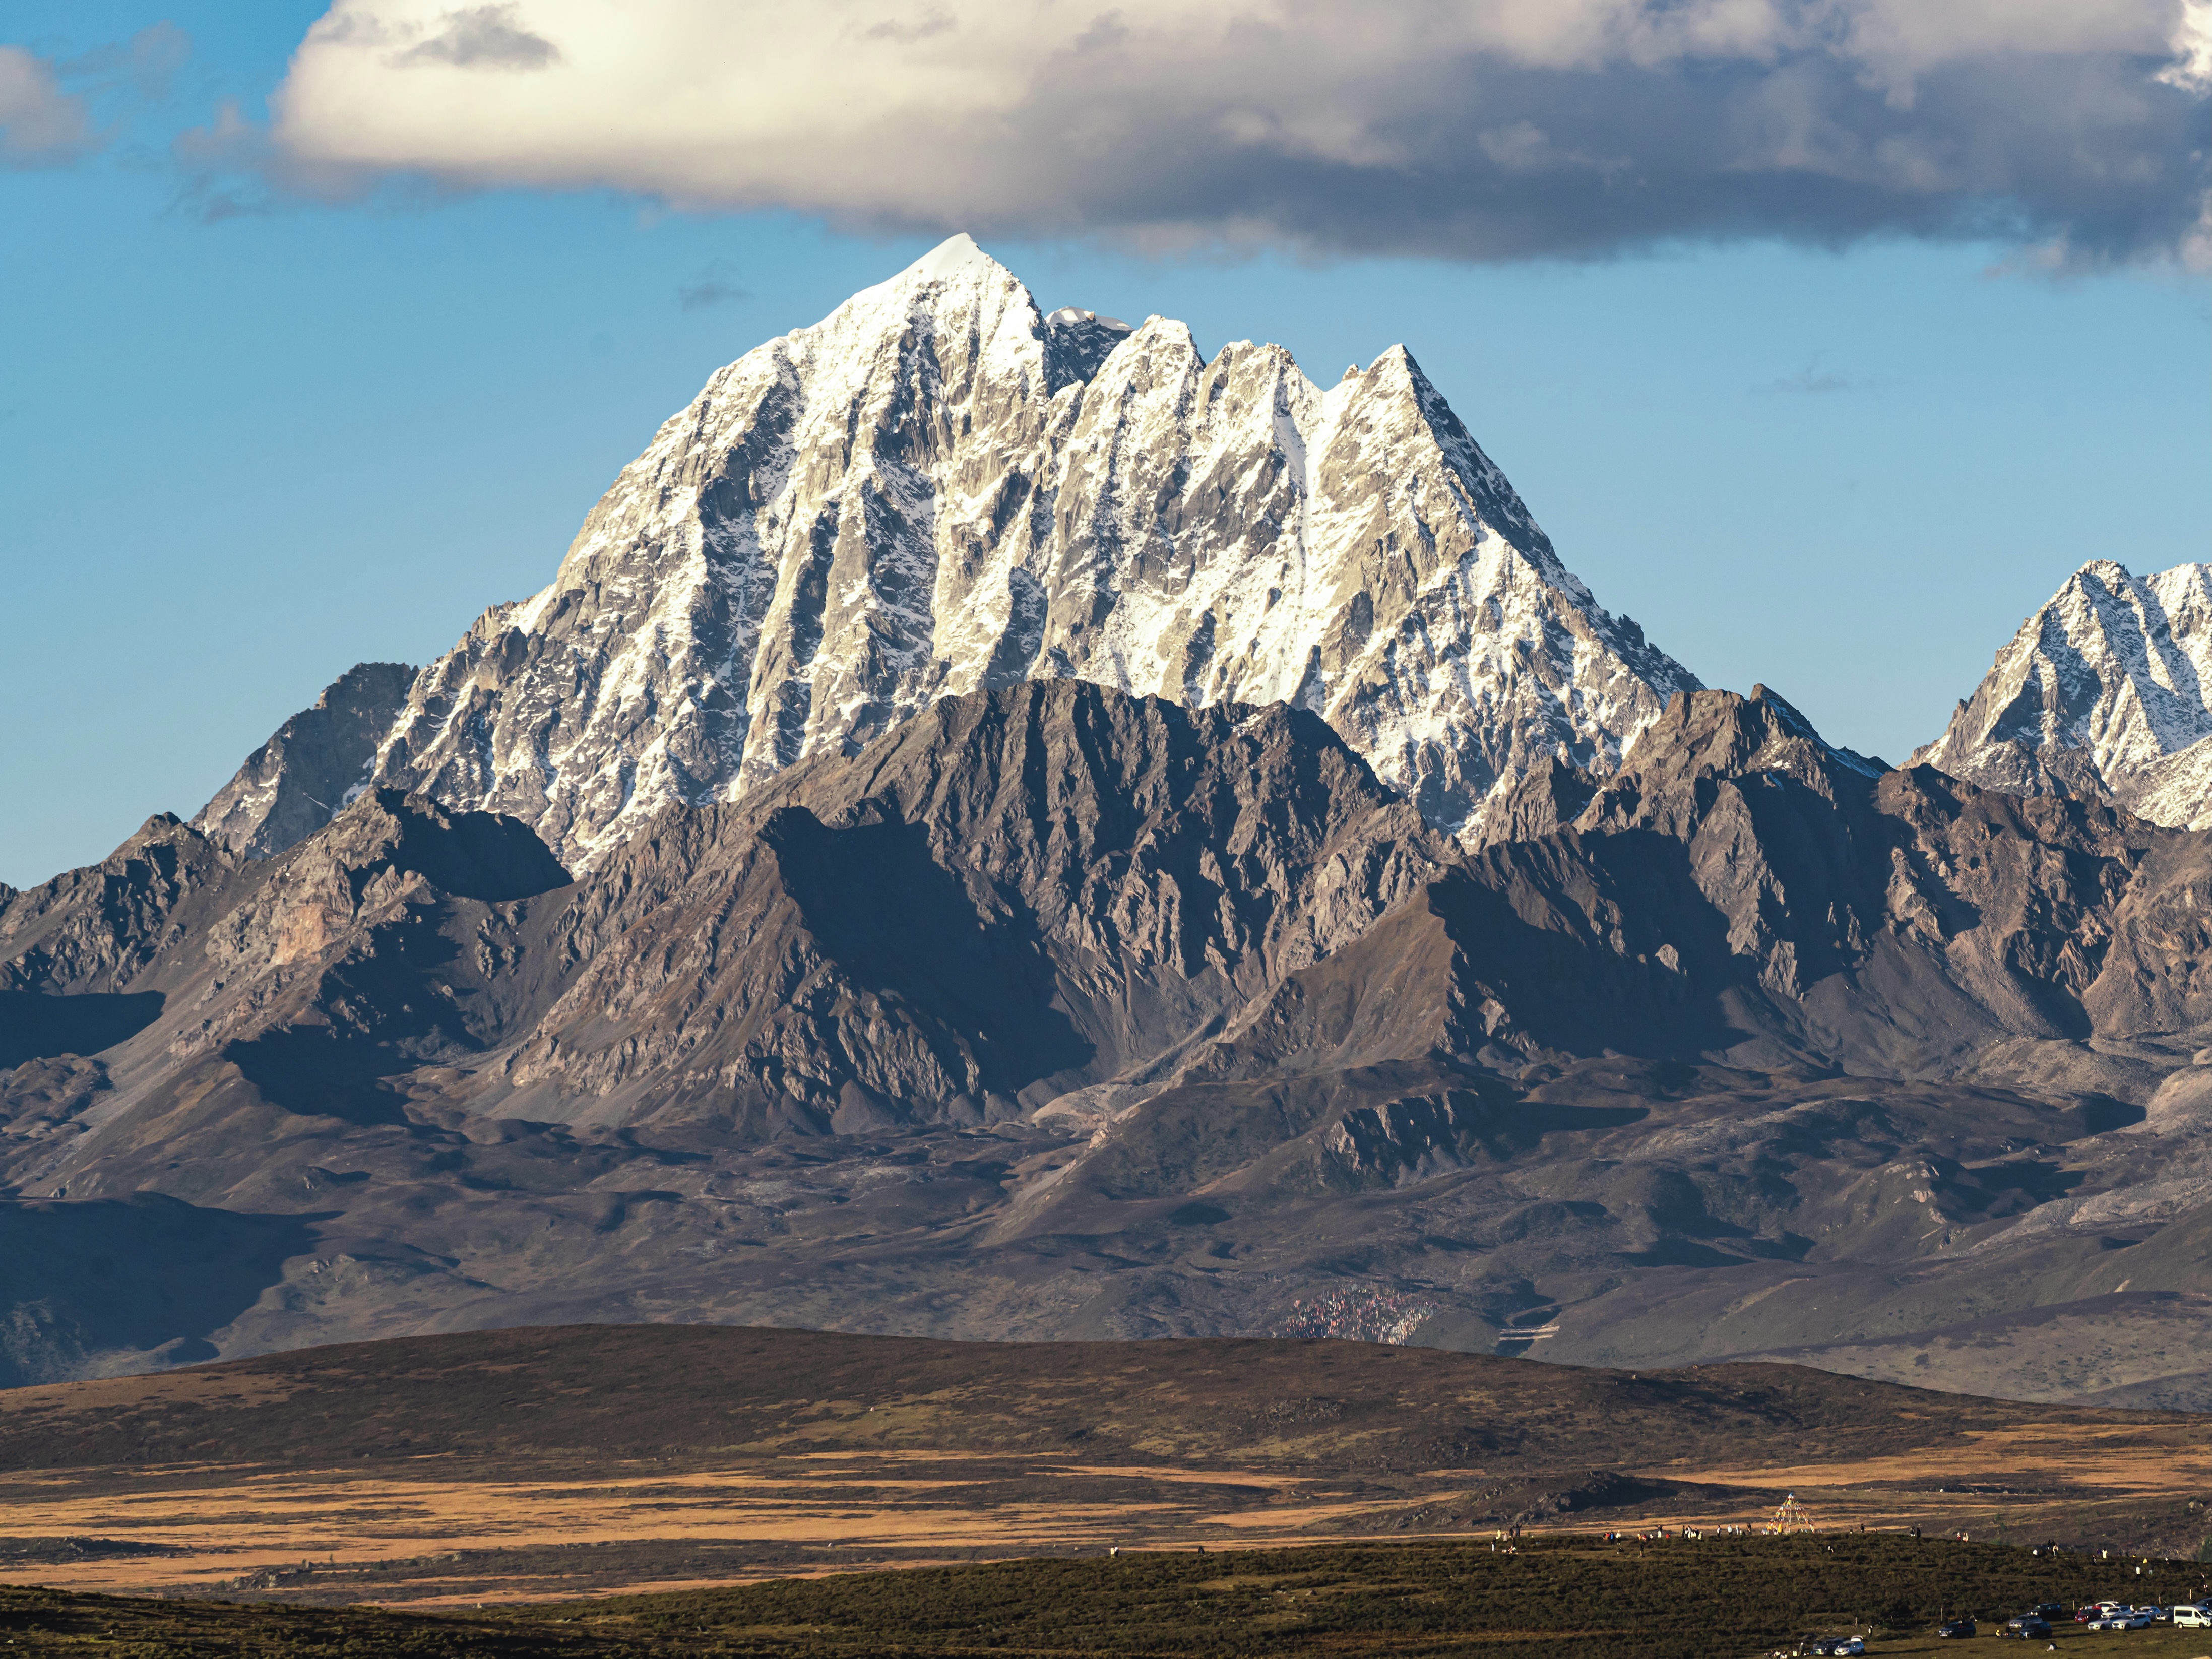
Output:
[2, 2, 2207, 888]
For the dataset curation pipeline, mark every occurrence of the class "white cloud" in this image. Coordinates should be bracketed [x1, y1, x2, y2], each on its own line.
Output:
[2160, 0, 2212, 89]
[267, 0, 2212, 262]
[0, 46, 96, 167]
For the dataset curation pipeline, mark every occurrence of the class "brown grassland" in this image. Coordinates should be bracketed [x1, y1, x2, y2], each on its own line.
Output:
[0, 1324, 2206, 1653]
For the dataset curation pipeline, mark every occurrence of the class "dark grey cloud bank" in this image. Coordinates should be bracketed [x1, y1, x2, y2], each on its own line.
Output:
[998, 48, 2209, 264]
[255, 1, 2212, 266]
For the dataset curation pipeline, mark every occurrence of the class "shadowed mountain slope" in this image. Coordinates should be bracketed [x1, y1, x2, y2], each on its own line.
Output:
[4, 680, 2212, 1411]
[191, 662, 418, 861]
[483, 683, 1443, 1135]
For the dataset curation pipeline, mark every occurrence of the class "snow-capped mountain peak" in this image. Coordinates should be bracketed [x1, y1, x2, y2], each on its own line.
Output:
[1915, 558, 2212, 827]
[198, 234, 1699, 869]
[903, 230, 995, 282]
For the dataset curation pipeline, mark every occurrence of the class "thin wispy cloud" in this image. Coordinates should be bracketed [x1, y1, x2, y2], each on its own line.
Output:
[1753, 357, 1886, 397]
[0, 46, 97, 167]
[252, 0, 2212, 268]
[60, 22, 192, 101]
[168, 93, 401, 223]
[0, 26, 201, 170]
[677, 259, 751, 311]
[169, 100, 283, 221]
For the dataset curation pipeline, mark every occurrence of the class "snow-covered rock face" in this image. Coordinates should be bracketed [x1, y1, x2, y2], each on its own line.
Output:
[248, 234, 1698, 870]
[1916, 560, 2212, 830]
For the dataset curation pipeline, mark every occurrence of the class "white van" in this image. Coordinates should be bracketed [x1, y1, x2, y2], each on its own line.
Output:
[2175, 1604, 2212, 1630]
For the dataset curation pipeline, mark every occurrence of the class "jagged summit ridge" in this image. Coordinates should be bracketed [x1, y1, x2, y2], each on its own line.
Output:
[207, 234, 1698, 870]
[1915, 559, 2212, 828]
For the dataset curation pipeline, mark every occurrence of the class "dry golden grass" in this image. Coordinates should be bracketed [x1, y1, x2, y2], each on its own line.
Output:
[4, 1327, 2207, 1607]
[5, 1422, 2206, 1608]
[0, 1451, 1414, 1601]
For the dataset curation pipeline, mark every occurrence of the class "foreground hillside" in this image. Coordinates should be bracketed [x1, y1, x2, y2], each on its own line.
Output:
[0, 1322, 2123, 1473]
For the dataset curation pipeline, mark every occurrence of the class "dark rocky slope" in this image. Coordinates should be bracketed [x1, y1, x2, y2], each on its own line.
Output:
[483, 684, 1441, 1135]
[190, 662, 417, 860]
[3, 680, 2209, 1410]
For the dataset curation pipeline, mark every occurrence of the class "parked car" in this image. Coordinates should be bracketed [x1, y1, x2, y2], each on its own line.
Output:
[2031, 1604, 2069, 1619]
[2001, 1615, 2053, 1639]
[1939, 1617, 1977, 1638]
[2089, 1609, 2154, 1630]
[2176, 1603, 2212, 1629]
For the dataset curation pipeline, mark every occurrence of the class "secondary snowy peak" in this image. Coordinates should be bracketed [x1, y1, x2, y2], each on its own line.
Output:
[1915, 559, 2212, 829]
[211, 234, 1699, 870]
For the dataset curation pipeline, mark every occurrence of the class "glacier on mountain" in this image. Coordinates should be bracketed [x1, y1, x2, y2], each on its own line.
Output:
[1915, 559, 2212, 830]
[196, 234, 1698, 870]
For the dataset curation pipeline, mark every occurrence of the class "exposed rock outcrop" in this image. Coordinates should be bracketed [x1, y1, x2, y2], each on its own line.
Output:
[193, 663, 417, 859]
[478, 681, 1443, 1130]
